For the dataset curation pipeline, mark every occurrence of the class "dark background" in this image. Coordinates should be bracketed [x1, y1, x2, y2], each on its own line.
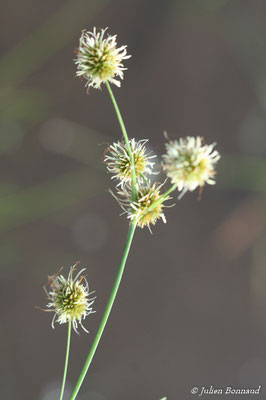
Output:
[0, 0, 266, 399]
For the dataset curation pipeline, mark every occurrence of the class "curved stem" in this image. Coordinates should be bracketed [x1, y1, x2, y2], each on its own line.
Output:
[59, 320, 72, 400]
[105, 81, 137, 201]
[69, 222, 137, 400]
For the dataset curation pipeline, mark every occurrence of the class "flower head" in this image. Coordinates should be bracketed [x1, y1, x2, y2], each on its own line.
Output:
[75, 27, 131, 89]
[44, 263, 95, 334]
[162, 136, 220, 196]
[104, 139, 156, 185]
[111, 180, 170, 231]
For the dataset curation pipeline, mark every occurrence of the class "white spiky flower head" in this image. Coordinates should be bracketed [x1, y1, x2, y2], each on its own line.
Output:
[44, 263, 95, 334]
[111, 180, 171, 231]
[104, 139, 156, 185]
[75, 27, 131, 89]
[162, 136, 220, 197]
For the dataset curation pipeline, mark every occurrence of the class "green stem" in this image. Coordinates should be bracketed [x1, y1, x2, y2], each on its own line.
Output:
[159, 183, 177, 201]
[59, 320, 72, 400]
[145, 183, 177, 214]
[105, 81, 137, 201]
[69, 222, 137, 400]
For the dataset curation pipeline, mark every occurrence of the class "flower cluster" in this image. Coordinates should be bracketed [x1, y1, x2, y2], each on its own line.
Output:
[44, 264, 95, 334]
[105, 135, 220, 228]
[162, 136, 220, 197]
[75, 27, 130, 89]
[110, 181, 170, 230]
[105, 135, 169, 230]
[104, 139, 156, 185]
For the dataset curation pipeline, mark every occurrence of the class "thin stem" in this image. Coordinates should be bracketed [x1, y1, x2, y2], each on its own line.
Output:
[59, 320, 72, 400]
[105, 81, 137, 201]
[69, 222, 137, 400]
[159, 183, 177, 201]
[145, 183, 177, 214]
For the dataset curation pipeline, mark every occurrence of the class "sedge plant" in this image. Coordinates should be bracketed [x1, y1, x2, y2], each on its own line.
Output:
[41, 27, 220, 400]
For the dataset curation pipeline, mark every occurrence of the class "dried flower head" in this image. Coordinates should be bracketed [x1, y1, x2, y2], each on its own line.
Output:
[162, 136, 220, 196]
[44, 263, 95, 334]
[104, 139, 156, 185]
[111, 180, 170, 231]
[75, 27, 131, 89]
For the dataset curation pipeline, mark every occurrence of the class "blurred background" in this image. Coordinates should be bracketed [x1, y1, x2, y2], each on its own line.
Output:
[0, 0, 266, 399]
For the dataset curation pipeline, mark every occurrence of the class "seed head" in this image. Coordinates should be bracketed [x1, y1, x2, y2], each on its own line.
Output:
[75, 27, 131, 89]
[44, 264, 95, 334]
[111, 180, 170, 231]
[162, 136, 220, 196]
[104, 139, 156, 185]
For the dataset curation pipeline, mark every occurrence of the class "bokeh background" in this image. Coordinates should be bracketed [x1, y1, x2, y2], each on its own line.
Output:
[1, 0, 266, 399]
